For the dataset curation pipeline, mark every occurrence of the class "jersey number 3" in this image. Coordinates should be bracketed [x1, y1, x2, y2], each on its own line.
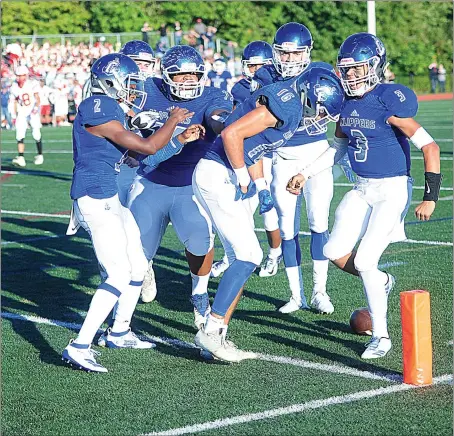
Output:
[351, 129, 369, 162]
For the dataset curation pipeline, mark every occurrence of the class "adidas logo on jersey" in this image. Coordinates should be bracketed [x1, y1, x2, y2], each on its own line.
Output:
[350, 110, 359, 117]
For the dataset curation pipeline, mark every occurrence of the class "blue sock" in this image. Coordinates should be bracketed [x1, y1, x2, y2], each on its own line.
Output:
[211, 260, 256, 316]
[310, 230, 329, 261]
[282, 234, 301, 268]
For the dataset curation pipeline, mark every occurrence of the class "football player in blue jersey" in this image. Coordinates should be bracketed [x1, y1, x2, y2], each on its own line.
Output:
[117, 40, 159, 304]
[62, 53, 198, 372]
[207, 58, 233, 92]
[287, 33, 442, 359]
[211, 41, 285, 280]
[252, 22, 339, 315]
[192, 73, 323, 362]
[126, 45, 233, 330]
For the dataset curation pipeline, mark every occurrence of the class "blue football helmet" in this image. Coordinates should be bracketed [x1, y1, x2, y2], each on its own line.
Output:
[293, 66, 345, 135]
[337, 32, 388, 97]
[161, 45, 206, 100]
[119, 40, 156, 77]
[241, 41, 273, 81]
[91, 53, 146, 110]
[273, 22, 313, 78]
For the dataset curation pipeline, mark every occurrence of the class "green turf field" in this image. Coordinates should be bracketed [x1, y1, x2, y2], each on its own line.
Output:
[1, 100, 452, 435]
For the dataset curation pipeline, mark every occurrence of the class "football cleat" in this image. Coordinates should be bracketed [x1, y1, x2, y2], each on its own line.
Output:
[278, 297, 310, 314]
[210, 258, 229, 278]
[195, 328, 256, 363]
[258, 255, 282, 278]
[384, 272, 395, 297]
[141, 261, 157, 303]
[311, 292, 334, 314]
[361, 336, 392, 359]
[34, 154, 44, 165]
[12, 156, 26, 167]
[191, 293, 211, 330]
[104, 328, 156, 349]
[62, 340, 107, 373]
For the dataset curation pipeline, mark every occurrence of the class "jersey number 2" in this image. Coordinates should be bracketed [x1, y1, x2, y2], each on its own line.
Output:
[351, 129, 369, 162]
[94, 99, 101, 113]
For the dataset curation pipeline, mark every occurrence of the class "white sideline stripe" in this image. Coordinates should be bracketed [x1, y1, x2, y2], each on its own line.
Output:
[1, 184, 26, 188]
[0, 311, 399, 383]
[333, 183, 453, 191]
[2, 210, 452, 247]
[1, 210, 71, 218]
[142, 375, 452, 436]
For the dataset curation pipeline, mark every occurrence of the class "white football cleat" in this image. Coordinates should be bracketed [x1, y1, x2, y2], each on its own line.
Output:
[195, 328, 255, 363]
[34, 154, 44, 165]
[191, 293, 211, 330]
[385, 272, 395, 297]
[258, 255, 282, 277]
[210, 259, 229, 278]
[141, 261, 157, 303]
[62, 340, 107, 373]
[105, 328, 156, 349]
[311, 292, 334, 314]
[278, 297, 310, 314]
[12, 155, 26, 167]
[361, 337, 392, 359]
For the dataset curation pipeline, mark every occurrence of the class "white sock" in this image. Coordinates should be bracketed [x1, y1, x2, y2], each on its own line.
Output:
[204, 314, 225, 334]
[191, 271, 210, 296]
[75, 289, 118, 345]
[359, 269, 389, 338]
[268, 245, 282, 260]
[111, 283, 141, 333]
[285, 266, 307, 305]
[312, 259, 329, 295]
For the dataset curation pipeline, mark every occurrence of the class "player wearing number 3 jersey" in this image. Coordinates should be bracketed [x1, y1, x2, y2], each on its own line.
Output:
[287, 33, 442, 360]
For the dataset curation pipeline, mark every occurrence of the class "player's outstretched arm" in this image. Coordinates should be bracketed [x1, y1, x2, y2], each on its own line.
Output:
[221, 105, 278, 193]
[88, 107, 194, 155]
[388, 116, 442, 221]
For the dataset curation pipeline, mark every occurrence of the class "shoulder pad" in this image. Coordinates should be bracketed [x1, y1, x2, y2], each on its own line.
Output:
[379, 84, 418, 118]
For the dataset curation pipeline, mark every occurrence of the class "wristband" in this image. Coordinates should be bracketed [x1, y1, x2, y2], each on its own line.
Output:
[410, 127, 434, 150]
[423, 172, 443, 202]
[254, 177, 267, 192]
[234, 166, 251, 187]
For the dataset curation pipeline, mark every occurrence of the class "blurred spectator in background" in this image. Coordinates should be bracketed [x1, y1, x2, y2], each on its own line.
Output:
[141, 22, 152, 44]
[174, 21, 183, 45]
[194, 18, 207, 45]
[204, 26, 217, 50]
[38, 79, 53, 125]
[1, 79, 13, 129]
[438, 63, 446, 93]
[159, 24, 169, 50]
[428, 62, 438, 93]
[223, 40, 237, 61]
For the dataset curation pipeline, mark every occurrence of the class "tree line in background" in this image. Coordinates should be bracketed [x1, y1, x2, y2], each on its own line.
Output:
[2, 1, 452, 77]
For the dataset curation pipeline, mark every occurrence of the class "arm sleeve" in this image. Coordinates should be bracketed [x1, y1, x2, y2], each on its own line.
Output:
[381, 84, 418, 119]
[140, 135, 185, 168]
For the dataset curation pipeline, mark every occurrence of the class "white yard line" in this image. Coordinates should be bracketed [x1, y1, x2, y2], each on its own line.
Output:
[333, 183, 453, 191]
[2, 210, 452, 247]
[141, 374, 452, 436]
[0, 311, 398, 383]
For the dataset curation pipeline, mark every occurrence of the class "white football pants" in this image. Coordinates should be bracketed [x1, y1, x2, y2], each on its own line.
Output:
[16, 112, 41, 142]
[193, 158, 263, 266]
[324, 175, 413, 271]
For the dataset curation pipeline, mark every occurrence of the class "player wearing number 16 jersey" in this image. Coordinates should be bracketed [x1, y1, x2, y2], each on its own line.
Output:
[287, 33, 442, 360]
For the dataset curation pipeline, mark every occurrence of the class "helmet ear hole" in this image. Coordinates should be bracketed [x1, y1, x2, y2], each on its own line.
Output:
[105, 80, 113, 87]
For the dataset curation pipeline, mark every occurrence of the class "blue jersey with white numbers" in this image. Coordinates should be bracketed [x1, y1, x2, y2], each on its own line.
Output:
[340, 83, 418, 178]
[205, 81, 303, 169]
[208, 70, 232, 91]
[231, 78, 251, 106]
[253, 63, 327, 146]
[139, 78, 233, 187]
[70, 95, 127, 200]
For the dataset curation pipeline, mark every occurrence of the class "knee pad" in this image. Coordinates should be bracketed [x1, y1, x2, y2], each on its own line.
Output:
[282, 235, 301, 267]
[186, 232, 214, 257]
[323, 238, 348, 262]
[104, 266, 132, 294]
[130, 256, 148, 282]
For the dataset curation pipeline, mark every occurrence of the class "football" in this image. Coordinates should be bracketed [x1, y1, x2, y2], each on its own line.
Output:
[349, 308, 372, 336]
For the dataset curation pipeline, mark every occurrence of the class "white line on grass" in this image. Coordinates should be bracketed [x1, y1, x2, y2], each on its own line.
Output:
[333, 183, 453, 191]
[141, 374, 452, 436]
[0, 311, 399, 383]
[2, 210, 452, 247]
